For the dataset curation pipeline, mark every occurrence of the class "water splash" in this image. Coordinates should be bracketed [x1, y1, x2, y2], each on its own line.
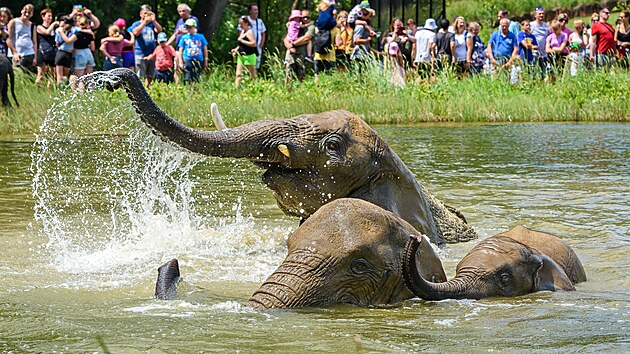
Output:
[30, 78, 287, 288]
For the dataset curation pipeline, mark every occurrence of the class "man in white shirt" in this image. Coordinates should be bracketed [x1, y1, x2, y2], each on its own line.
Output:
[413, 18, 437, 78]
[247, 3, 266, 69]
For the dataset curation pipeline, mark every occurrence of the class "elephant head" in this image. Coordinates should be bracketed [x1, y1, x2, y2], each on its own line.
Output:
[89, 68, 476, 245]
[248, 198, 447, 309]
[403, 225, 586, 300]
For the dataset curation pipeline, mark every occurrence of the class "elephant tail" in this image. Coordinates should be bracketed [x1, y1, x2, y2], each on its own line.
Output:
[155, 259, 181, 300]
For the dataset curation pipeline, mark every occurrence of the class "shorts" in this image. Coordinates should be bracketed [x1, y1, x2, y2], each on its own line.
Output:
[17, 54, 37, 74]
[74, 48, 95, 70]
[55, 50, 73, 68]
[155, 69, 174, 84]
[103, 56, 123, 71]
[121, 51, 135, 68]
[285, 53, 306, 80]
[314, 60, 334, 75]
[236, 53, 257, 66]
[37, 48, 57, 67]
[183, 59, 202, 81]
[135, 57, 156, 79]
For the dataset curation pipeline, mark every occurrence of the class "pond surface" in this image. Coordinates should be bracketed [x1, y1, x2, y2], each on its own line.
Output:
[0, 113, 628, 352]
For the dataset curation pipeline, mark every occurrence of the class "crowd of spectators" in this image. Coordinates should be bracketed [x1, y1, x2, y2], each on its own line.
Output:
[1, 2, 630, 91]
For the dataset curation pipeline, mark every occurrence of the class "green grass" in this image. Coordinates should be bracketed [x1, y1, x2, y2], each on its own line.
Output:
[1, 56, 628, 136]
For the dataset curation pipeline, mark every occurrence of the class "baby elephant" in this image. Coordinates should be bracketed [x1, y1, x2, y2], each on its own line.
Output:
[403, 225, 586, 300]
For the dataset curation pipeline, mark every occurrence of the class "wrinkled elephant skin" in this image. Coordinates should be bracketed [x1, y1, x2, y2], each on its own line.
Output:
[87, 68, 476, 245]
[403, 225, 587, 300]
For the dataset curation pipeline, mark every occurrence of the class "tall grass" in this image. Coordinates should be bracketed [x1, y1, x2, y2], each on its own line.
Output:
[0, 56, 628, 136]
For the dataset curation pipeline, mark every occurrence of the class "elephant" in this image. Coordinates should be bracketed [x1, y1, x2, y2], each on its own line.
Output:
[86, 68, 476, 245]
[0, 55, 18, 108]
[155, 198, 448, 309]
[403, 225, 587, 300]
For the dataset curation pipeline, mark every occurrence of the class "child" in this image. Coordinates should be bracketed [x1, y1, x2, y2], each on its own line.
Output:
[386, 41, 405, 88]
[285, 10, 302, 44]
[177, 18, 208, 83]
[144, 32, 177, 84]
[100, 25, 133, 71]
[316, 0, 337, 31]
[348, 0, 376, 36]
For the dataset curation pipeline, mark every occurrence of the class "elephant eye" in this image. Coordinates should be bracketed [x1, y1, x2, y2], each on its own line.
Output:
[326, 140, 339, 151]
[500, 272, 511, 285]
[350, 258, 372, 275]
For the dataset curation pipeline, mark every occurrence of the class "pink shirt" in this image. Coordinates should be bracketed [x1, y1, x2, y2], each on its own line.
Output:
[546, 32, 567, 53]
[104, 39, 131, 57]
[152, 44, 177, 71]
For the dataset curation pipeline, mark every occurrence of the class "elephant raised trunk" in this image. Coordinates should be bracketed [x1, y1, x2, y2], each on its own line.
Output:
[403, 235, 471, 300]
[99, 68, 290, 164]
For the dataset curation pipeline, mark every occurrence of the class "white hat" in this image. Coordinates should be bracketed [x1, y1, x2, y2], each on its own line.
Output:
[424, 18, 437, 30]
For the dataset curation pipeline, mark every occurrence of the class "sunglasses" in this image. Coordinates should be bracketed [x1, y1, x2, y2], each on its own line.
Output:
[603, 11, 610, 14]
[559, 18, 567, 22]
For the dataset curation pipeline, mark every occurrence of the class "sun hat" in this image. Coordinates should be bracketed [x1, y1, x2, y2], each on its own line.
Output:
[360, 1, 371, 10]
[184, 18, 197, 27]
[114, 18, 126, 28]
[157, 32, 168, 42]
[423, 18, 437, 30]
[388, 41, 399, 55]
[288, 9, 302, 21]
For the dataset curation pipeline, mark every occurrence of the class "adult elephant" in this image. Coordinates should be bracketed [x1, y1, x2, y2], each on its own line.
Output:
[156, 198, 448, 309]
[88, 68, 476, 245]
[403, 225, 587, 300]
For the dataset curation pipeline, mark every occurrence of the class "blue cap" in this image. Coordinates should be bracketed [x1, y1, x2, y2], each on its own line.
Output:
[157, 32, 168, 42]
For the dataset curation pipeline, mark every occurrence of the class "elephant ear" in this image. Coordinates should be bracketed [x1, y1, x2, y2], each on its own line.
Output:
[534, 254, 575, 292]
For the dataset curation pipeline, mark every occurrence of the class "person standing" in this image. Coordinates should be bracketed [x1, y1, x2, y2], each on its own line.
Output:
[488, 18, 519, 72]
[231, 16, 256, 87]
[530, 6, 550, 77]
[173, 3, 198, 84]
[518, 20, 539, 67]
[0, 7, 13, 60]
[433, 18, 454, 72]
[6, 4, 37, 74]
[129, 5, 163, 86]
[467, 21, 487, 75]
[178, 18, 207, 84]
[246, 3, 266, 70]
[615, 10, 630, 65]
[146, 32, 177, 84]
[498, 9, 519, 38]
[35, 8, 58, 84]
[413, 18, 437, 78]
[590, 8, 616, 68]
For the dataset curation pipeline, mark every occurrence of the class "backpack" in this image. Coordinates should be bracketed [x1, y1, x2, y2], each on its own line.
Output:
[313, 29, 332, 54]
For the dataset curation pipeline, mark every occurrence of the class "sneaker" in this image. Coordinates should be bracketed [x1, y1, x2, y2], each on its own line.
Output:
[305, 56, 314, 63]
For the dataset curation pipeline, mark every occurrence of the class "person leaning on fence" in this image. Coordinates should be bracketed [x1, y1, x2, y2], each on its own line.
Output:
[590, 8, 616, 68]
[488, 18, 519, 75]
[413, 18, 437, 78]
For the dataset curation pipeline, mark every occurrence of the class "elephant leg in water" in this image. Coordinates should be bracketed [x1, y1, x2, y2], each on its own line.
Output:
[403, 225, 587, 300]
[85, 68, 476, 245]
[0, 56, 18, 108]
[154, 198, 447, 309]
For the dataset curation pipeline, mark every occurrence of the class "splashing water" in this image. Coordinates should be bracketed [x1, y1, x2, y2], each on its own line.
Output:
[30, 76, 288, 288]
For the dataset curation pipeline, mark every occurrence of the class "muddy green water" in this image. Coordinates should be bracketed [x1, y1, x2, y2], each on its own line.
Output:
[0, 121, 628, 352]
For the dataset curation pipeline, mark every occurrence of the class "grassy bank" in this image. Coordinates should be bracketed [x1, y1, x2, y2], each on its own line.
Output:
[1, 59, 628, 135]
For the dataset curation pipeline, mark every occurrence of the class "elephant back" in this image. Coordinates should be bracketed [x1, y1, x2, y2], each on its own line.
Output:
[501, 225, 586, 284]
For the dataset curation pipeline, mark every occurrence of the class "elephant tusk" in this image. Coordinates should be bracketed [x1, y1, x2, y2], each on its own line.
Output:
[211, 102, 228, 131]
[277, 144, 291, 158]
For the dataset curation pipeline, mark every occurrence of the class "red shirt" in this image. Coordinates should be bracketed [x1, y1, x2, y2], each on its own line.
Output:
[152, 44, 177, 71]
[592, 21, 616, 54]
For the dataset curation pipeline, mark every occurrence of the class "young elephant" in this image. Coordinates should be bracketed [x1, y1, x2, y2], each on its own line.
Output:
[403, 225, 587, 300]
[156, 198, 448, 309]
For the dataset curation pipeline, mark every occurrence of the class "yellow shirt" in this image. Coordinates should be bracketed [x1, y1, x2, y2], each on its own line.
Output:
[314, 27, 341, 62]
[336, 26, 354, 54]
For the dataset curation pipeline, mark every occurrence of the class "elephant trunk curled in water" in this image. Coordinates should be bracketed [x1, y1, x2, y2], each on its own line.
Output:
[88, 68, 476, 245]
[156, 198, 448, 309]
[403, 225, 587, 300]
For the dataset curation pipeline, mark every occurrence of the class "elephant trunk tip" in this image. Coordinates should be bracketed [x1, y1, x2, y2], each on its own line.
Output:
[155, 258, 181, 300]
